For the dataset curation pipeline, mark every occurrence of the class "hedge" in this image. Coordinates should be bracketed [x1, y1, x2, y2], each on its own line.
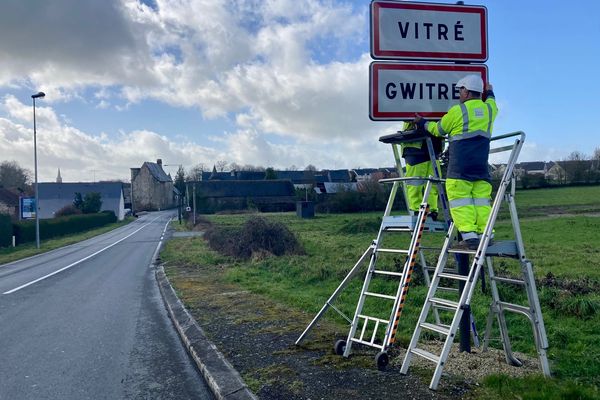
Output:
[0, 214, 11, 247]
[12, 211, 117, 245]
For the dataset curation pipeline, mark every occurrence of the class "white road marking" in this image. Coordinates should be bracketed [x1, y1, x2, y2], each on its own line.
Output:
[150, 218, 172, 266]
[3, 215, 163, 295]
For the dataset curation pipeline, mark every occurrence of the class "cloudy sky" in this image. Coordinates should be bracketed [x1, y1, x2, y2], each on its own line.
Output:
[0, 0, 598, 182]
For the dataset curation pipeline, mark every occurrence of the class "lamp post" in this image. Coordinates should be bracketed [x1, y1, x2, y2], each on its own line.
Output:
[164, 164, 183, 223]
[31, 91, 45, 249]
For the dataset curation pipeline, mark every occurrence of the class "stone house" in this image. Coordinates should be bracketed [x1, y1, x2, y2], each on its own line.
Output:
[130, 159, 175, 212]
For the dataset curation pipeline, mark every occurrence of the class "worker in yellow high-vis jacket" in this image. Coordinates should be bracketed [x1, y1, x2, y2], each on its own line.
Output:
[415, 74, 498, 249]
[401, 121, 444, 221]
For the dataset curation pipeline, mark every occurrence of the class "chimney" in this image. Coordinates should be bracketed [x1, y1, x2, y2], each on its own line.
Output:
[157, 159, 162, 166]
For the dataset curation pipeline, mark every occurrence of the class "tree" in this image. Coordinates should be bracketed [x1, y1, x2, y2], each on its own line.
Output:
[265, 167, 277, 180]
[187, 163, 206, 181]
[215, 160, 228, 172]
[82, 192, 102, 213]
[0, 161, 31, 189]
[174, 166, 186, 194]
[305, 164, 317, 171]
[74, 192, 102, 213]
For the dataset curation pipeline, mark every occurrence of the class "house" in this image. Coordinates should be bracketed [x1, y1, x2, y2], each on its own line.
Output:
[194, 180, 296, 213]
[38, 182, 126, 220]
[130, 159, 176, 212]
[275, 170, 317, 189]
[0, 188, 19, 220]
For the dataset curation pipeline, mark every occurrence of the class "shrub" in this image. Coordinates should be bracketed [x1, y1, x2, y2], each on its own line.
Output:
[12, 211, 117, 245]
[205, 216, 304, 260]
[55, 204, 82, 217]
[0, 213, 11, 247]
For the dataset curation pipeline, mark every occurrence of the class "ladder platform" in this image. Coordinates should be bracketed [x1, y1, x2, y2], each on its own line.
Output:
[411, 347, 440, 363]
[420, 322, 450, 336]
[448, 240, 520, 258]
[381, 216, 447, 233]
[379, 130, 432, 144]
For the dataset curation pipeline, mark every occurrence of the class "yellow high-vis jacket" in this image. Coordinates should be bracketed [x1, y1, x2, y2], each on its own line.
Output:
[425, 92, 498, 181]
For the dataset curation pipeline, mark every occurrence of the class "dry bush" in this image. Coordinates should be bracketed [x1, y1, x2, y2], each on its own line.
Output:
[205, 216, 304, 260]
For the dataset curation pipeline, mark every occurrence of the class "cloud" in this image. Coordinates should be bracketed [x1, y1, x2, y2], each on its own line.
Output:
[0, 96, 220, 181]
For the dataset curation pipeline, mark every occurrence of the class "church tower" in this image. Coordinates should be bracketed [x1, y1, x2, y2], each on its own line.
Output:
[56, 168, 62, 183]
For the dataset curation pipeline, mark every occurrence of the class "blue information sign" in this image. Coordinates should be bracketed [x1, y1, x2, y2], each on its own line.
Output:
[20, 197, 36, 219]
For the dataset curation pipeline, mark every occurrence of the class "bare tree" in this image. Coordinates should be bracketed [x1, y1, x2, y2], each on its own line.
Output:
[215, 160, 228, 172]
[187, 163, 206, 181]
[0, 161, 31, 189]
[304, 164, 317, 171]
[286, 165, 298, 171]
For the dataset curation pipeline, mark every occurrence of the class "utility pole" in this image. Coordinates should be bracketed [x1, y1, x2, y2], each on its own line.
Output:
[192, 182, 196, 226]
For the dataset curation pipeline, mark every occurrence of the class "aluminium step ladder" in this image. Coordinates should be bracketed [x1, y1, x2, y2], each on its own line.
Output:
[296, 130, 477, 368]
[400, 131, 551, 390]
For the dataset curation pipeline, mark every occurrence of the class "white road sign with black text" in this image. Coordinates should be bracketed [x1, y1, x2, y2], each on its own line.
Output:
[370, 62, 488, 121]
[371, 1, 488, 62]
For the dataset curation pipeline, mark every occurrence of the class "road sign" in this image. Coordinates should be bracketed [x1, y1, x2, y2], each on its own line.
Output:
[371, 1, 488, 62]
[20, 197, 36, 219]
[369, 62, 488, 121]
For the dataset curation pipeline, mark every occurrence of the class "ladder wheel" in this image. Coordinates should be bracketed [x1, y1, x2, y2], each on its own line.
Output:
[334, 340, 346, 356]
[375, 351, 389, 370]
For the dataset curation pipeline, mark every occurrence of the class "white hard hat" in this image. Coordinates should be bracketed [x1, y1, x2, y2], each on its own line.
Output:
[456, 74, 483, 93]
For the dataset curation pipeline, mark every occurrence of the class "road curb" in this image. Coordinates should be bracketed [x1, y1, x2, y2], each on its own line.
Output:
[155, 265, 258, 400]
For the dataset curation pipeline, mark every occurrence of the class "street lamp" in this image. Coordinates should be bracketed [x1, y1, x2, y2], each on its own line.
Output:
[32, 91, 45, 249]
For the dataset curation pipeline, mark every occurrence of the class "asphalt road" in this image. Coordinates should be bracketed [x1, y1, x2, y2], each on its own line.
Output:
[0, 211, 214, 400]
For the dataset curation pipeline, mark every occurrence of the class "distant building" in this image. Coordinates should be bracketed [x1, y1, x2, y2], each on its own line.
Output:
[194, 180, 296, 213]
[130, 159, 176, 212]
[56, 168, 63, 183]
[38, 182, 125, 220]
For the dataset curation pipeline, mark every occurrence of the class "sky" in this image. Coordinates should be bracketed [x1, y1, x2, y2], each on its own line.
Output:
[0, 0, 599, 182]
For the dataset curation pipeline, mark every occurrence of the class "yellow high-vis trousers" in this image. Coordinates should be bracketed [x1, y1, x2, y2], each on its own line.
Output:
[405, 161, 439, 212]
[446, 178, 492, 238]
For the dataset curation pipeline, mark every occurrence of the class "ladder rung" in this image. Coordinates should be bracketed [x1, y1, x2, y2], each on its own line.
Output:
[376, 248, 410, 254]
[430, 297, 459, 309]
[499, 302, 531, 315]
[357, 315, 389, 325]
[364, 291, 396, 300]
[432, 303, 456, 311]
[492, 276, 525, 285]
[448, 248, 477, 254]
[438, 272, 469, 281]
[350, 338, 385, 349]
[437, 286, 459, 292]
[373, 269, 404, 277]
[420, 322, 450, 336]
[428, 267, 458, 274]
[411, 347, 440, 363]
[383, 227, 412, 232]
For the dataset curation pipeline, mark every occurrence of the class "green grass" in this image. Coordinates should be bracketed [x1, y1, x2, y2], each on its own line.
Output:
[161, 185, 600, 398]
[0, 217, 135, 265]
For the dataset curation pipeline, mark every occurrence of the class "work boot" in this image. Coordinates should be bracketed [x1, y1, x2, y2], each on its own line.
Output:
[429, 211, 438, 221]
[454, 238, 480, 250]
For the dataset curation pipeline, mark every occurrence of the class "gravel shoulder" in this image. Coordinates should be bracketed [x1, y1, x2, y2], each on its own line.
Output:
[164, 263, 541, 400]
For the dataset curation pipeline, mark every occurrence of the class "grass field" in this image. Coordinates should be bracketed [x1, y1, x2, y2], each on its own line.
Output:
[161, 185, 600, 399]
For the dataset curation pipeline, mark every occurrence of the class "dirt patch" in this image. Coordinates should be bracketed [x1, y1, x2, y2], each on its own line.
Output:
[165, 264, 542, 400]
